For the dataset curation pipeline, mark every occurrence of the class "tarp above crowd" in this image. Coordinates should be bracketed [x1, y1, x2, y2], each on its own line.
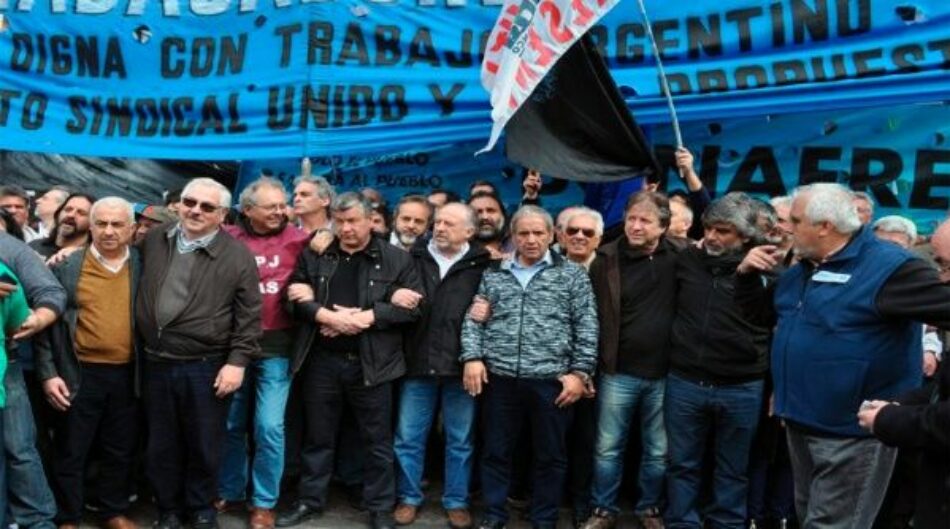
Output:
[1, 0, 949, 229]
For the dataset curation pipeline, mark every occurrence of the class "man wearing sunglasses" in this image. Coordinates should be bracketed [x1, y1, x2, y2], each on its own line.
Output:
[561, 208, 603, 269]
[136, 177, 262, 529]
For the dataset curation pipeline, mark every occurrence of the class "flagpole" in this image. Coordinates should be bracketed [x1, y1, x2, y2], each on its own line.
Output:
[635, 0, 684, 150]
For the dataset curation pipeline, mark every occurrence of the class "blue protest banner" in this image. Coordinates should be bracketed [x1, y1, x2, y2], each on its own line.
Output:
[1, 0, 948, 160]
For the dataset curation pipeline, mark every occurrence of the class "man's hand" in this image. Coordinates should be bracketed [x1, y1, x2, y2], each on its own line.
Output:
[737, 245, 780, 275]
[43, 377, 71, 411]
[467, 295, 491, 323]
[214, 364, 245, 398]
[554, 373, 586, 408]
[13, 307, 58, 340]
[309, 230, 334, 254]
[463, 361, 489, 397]
[391, 288, 423, 310]
[0, 281, 16, 300]
[45, 245, 83, 267]
[923, 351, 938, 377]
[317, 306, 370, 335]
[351, 309, 375, 330]
[857, 400, 891, 433]
[674, 147, 704, 191]
[287, 283, 315, 303]
[523, 169, 542, 200]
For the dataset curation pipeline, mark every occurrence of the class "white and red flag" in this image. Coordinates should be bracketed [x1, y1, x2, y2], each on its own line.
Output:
[477, 0, 660, 183]
[478, 0, 622, 155]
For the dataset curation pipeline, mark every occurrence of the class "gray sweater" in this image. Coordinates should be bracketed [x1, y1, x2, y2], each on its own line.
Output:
[460, 252, 598, 379]
[0, 232, 66, 315]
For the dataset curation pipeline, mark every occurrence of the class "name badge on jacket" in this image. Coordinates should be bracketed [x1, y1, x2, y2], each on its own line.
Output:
[812, 271, 851, 284]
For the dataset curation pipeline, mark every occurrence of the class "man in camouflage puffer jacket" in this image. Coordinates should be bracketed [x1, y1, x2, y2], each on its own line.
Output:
[460, 205, 598, 529]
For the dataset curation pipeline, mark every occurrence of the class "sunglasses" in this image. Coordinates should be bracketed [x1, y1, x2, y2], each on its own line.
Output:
[566, 226, 597, 238]
[181, 197, 221, 214]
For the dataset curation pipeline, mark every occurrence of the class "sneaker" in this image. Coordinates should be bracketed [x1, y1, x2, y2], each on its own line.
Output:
[393, 504, 417, 525]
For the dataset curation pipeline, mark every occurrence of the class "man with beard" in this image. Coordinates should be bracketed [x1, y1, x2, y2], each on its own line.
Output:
[33, 187, 70, 240]
[389, 195, 432, 251]
[467, 192, 510, 260]
[29, 193, 95, 259]
[665, 193, 771, 529]
[218, 178, 310, 529]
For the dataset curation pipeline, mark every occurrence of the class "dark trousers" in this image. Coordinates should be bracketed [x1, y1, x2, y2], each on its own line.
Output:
[298, 352, 394, 513]
[567, 396, 596, 518]
[144, 359, 230, 519]
[52, 363, 137, 523]
[481, 375, 572, 527]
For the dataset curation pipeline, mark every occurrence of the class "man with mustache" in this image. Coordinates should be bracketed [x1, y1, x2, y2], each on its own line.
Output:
[664, 193, 772, 529]
[389, 195, 432, 252]
[466, 192, 510, 260]
[29, 193, 95, 259]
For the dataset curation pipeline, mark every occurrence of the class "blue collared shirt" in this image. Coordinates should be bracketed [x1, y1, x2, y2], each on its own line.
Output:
[502, 250, 553, 289]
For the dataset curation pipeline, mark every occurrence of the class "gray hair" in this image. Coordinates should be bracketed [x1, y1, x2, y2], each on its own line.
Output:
[702, 192, 758, 239]
[438, 202, 477, 230]
[293, 175, 336, 202]
[794, 183, 862, 234]
[182, 177, 232, 208]
[873, 215, 918, 242]
[331, 191, 373, 217]
[769, 195, 793, 210]
[90, 196, 135, 224]
[562, 206, 605, 236]
[239, 177, 286, 210]
[510, 205, 554, 234]
[670, 200, 693, 226]
[852, 190, 875, 208]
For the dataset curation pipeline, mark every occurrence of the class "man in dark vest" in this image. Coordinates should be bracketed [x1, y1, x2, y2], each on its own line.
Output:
[737, 183, 950, 528]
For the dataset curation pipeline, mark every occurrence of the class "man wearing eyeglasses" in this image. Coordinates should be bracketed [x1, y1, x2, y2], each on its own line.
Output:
[136, 177, 262, 529]
[581, 191, 681, 529]
[215, 178, 310, 529]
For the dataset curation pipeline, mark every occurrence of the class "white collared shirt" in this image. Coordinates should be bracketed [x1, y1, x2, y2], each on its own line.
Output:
[89, 244, 130, 274]
[428, 240, 470, 279]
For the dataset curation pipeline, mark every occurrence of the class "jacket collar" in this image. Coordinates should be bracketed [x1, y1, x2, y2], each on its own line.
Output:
[165, 223, 225, 258]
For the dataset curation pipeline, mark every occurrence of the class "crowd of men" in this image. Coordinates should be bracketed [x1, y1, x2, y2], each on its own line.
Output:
[0, 148, 948, 529]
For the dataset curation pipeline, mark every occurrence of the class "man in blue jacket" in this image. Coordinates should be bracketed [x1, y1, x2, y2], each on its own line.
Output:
[736, 183, 950, 528]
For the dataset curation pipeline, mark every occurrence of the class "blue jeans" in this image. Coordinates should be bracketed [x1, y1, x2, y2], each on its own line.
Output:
[590, 373, 667, 514]
[394, 376, 475, 509]
[3, 362, 56, 529]
[219, 357, 292, 509]
[665, 374, 763, 529]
